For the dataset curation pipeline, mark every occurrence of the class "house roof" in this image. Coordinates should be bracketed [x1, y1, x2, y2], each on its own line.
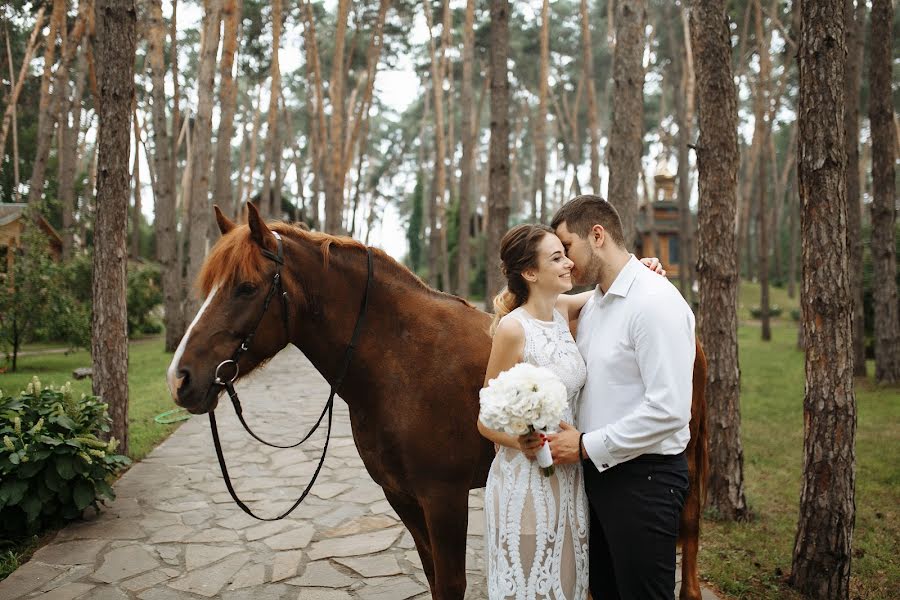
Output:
[0, 203, 64, 247]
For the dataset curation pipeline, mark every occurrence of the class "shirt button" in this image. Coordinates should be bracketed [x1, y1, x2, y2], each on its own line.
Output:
[601, 464, 609, 469]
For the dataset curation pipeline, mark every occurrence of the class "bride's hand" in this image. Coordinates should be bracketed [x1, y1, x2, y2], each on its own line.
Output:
[640, 257, 667, 277]
[516, 431, 544, 460]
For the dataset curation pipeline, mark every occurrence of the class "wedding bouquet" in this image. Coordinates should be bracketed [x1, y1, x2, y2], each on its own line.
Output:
[479, 363, 568, 476]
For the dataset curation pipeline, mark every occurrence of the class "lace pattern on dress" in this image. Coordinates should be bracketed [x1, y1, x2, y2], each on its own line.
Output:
[484, 307, 589, 599]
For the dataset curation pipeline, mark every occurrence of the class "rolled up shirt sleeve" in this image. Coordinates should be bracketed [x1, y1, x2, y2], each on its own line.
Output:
[582, 294, 696, 472]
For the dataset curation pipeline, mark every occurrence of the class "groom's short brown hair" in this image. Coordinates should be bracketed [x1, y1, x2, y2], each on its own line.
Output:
[551, 195, 627, 248]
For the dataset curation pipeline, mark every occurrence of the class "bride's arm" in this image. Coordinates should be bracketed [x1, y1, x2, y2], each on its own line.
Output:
[477, 319, 542, 457]
[555, 257, 668, 322]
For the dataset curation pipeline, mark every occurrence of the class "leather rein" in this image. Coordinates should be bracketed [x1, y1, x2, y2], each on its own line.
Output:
[208, 232, 374, 520]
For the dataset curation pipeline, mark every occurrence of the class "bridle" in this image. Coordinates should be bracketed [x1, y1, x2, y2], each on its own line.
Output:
[208, 231, 374, 520]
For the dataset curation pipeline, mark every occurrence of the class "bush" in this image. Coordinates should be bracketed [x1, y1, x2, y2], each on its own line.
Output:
[0, 378, 131, 536]
[750, 305, 784, 319]
[127, 264, 163, 335]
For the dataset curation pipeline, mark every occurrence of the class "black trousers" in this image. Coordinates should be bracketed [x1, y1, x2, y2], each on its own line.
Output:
[583, 452, 689, 600]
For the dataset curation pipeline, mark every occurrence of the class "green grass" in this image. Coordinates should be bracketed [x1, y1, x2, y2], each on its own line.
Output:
[737, 280, 800, 322]
[1, 337, 180, 462]
[701, 322, 900, 599]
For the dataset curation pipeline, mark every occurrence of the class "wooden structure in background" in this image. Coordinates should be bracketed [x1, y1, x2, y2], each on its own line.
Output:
[635, 168, 694, 279]
[0, 203, 63, 273]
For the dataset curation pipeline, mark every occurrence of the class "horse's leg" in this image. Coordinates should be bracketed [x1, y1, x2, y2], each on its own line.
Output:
[383, 489, 436, 591]
[678, 485, 702, 600]
[421, 490, 469, 600]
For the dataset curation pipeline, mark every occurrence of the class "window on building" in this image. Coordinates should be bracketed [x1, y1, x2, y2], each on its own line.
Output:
[669, 236, 680, 265]
[0, 246, 7, 273]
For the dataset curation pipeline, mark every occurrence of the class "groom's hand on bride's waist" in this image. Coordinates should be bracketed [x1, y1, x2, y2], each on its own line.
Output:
[547, 422, 582, 465]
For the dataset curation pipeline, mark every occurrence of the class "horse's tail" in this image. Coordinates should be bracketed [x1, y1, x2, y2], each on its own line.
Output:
[693, 341, 709, 508]
[677, 340, 708, 600]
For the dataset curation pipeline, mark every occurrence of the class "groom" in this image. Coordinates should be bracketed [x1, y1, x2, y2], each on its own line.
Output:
[547, 195, 696, 599]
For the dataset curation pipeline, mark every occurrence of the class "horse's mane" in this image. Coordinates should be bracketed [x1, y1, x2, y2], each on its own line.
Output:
[197, 223, 476, 310]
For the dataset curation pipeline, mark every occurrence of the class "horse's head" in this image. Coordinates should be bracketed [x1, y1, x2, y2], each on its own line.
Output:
[167, 203, 294, 414]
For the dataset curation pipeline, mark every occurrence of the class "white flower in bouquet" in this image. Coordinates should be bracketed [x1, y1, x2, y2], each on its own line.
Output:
[479, 363, 568, 476]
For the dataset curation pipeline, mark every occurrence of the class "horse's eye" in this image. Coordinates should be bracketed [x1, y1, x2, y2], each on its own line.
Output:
[236, 282, 258, 297]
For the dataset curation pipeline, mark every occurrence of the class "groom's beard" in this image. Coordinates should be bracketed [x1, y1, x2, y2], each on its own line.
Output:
[574, 253, 605, 287]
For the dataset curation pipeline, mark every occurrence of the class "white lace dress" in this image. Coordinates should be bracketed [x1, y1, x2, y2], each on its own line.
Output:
[484, 307, 590, 600]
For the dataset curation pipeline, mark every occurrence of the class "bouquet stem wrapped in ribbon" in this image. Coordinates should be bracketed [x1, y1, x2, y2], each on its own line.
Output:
[479, 363, 568, 477]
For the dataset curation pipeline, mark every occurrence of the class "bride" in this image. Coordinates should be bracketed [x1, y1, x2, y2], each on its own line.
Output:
[478, 224, 662, 599]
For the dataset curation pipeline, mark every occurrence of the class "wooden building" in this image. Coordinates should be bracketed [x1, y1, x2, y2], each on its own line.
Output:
[634, 168, 694, 279]
[0, 203, 64, 274]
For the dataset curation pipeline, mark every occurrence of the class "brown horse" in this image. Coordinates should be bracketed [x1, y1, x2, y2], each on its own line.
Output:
[167, 202, 708, 600]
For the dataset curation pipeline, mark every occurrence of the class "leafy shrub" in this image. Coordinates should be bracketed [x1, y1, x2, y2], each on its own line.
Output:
[127, 263, 163, 335]
[750, 305, 783, 319]
[0, 378, 131, 536]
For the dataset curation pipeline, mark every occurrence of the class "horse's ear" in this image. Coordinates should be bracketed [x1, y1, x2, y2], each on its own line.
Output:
[246, 202, 275, 249]
[214, 205, 236, 236]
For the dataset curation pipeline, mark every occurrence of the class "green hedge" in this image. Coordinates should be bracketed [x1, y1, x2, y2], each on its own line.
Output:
[0, 378, 130, 536]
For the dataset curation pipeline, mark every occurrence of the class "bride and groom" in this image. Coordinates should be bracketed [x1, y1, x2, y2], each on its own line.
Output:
[478, 195, 697, 599]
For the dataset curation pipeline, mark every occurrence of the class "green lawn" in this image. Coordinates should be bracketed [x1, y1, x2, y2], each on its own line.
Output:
[701, 322, 899, 599]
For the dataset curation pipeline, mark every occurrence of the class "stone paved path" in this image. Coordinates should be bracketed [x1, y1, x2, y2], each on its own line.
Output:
[0, 347, 719, 600]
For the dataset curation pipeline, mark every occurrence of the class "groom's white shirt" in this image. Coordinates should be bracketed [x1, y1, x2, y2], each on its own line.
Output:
[576, 255, 696, 473]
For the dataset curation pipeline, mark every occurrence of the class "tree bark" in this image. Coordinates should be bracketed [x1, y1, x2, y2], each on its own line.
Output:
[486, 0, 510, 305]
[580, 0, 601, 195]
[5, 26, 22, 202]
[691, 0, 749, 522]
[58, 43, 88, 259]
[92, 0, 136, 456]
[869, 0, 900, 384]
[754, 0, 771, 341]
[28, 0, 83, 211]
[424, 0, 448, 289]
[131, 105, 142, 258]
[213, 0, 241, 220]
[607, 0, 645, 247]
[260, 0, 282, 219]
[844, 0, 867, 376]
[240, 86, 262, 213]
[790, 1, 857, 596]
[324, 0, 351, 233]
[678, 6, 695, 298]
[0, 6, 45, 161]
[146, 0, 180, 352]
[186, 0, 222, 313]
[457, 0, 476, 297]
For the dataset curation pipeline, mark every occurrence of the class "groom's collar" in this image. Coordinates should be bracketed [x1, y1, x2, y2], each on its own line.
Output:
[596, 255, 641, 298]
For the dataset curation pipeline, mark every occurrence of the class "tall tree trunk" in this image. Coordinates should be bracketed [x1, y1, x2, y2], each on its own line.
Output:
[213, 0, 241, 220]
[754, 0, 771, 341]
[147, 0, 181, 352]
[607, 0, 645, 247]
[678, 7, 695, 298]
[457, 0, 476, 297]
[170, 0, 180, 168]
[844, 0, 867, 376]
[27, 0, 72, 210]
[691, 0, 749, 522]
[869, 0, 900, 384]
[787, 166, 798, 301]
[580, 0, 601, 195]
[790, 1, 857, 596]
[186, 0, 222, 313]
[324, 0, 351, 233]
[131, 105, 142, 258]
[424, 0, 448, 290]
[486, 0, 510, 304]
[531, 0, 549, 223]
[241, 86, 262, 213]
[0, 6, 45, 161]
[4, 27, 22, 202]
[59, 43, 88, 260]
[260, 0, 282, 219]
[92, 0, 136, 456]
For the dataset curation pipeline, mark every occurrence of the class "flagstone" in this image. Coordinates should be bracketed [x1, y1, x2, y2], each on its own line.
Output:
[91, 545, 159, 583]
[271, 550, 306, 582]
[0, 562, 66, 600]
[186, 527, 241, 543]
[166, 552, 250, 597]
[307, 527, 403, 560]
[28, 582, 95, 600]
[184, 544, 244, 570]
[287, 560, 354, 588]
[227, 563, 267, 590]
[322, 514, 398, 538]
[55, 518, 146, 541]
[335, 485, 384, 505]
[294, 589, 354, 600]
[121, 569, 174, 592]
[355, 576, 427, 600]
[149, 525, 195, 544]
[334, 555, 402, 577]
[309, 482, 352, 499]
[263, 525, 316, 550]
[83, 584, 129, 600]
[32, 540, 108, 566]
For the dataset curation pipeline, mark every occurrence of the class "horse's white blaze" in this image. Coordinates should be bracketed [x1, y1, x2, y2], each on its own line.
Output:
[167, 285, 219, 398]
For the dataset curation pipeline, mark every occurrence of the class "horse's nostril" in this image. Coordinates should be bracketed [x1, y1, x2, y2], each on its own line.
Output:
[177, 368, 191, 390]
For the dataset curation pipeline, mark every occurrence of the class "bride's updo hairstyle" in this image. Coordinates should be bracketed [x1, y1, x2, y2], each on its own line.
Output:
[490, 224, 555, 335]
